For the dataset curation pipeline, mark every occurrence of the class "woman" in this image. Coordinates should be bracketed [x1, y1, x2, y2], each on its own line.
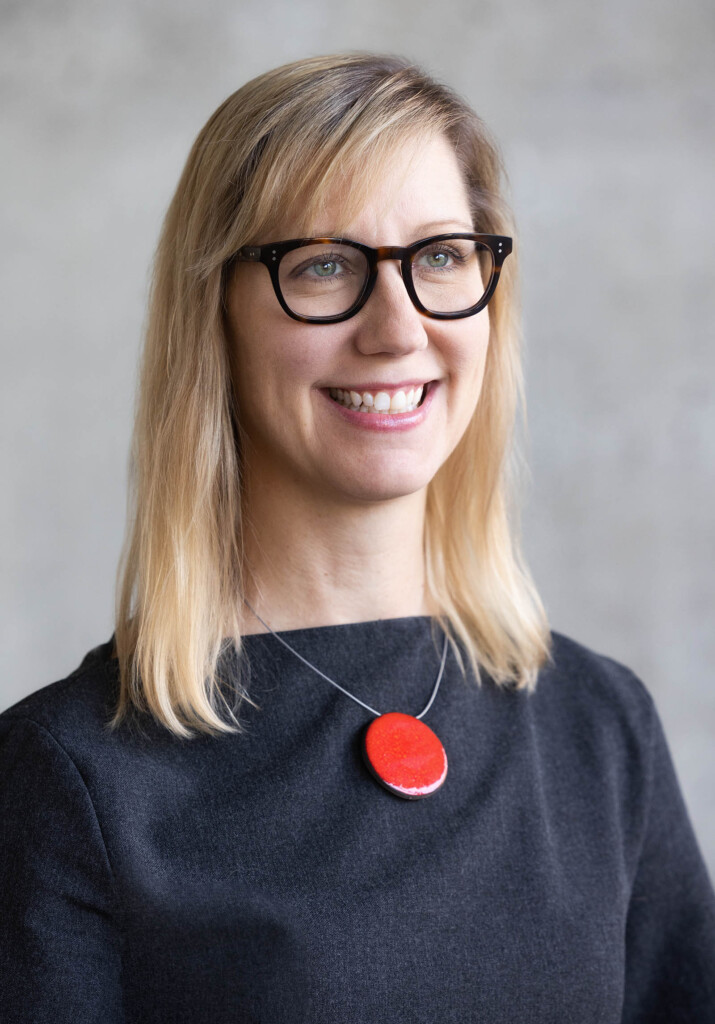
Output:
[1, 54, 713, 1022]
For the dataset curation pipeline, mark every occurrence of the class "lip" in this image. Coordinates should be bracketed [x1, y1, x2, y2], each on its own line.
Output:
[321, 380, 439, 432]
[325, 379, 432, 394]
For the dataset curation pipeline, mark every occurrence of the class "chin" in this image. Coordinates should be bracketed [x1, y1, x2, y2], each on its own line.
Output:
[326, 464, 437, 505]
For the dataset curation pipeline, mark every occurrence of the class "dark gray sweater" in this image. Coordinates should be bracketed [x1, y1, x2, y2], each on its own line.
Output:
[1, 618, 714, 1022]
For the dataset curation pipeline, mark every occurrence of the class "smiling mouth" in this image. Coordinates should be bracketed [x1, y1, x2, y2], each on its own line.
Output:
[327, 384, 430, 414]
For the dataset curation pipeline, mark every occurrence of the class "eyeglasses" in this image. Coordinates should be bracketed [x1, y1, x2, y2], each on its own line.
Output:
[233, 233, 512, 324]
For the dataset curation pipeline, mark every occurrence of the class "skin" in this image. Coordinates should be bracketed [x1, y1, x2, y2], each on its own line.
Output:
[225, 133, 490, 633]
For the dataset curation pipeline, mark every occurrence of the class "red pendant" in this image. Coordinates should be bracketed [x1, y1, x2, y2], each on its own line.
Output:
[362, 712, 448, 799]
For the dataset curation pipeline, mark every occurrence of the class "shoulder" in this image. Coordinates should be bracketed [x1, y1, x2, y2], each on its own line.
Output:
[0, 637, 125, 765]
[530, 630, 659, 775]
[539, 629, 654, 714]
[542, 630, 652, 702]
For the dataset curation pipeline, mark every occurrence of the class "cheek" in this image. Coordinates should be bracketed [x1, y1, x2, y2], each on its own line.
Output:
[447, 315, 490, 406]
[229, 316, 339, 430]
[226, 275, 298, 405]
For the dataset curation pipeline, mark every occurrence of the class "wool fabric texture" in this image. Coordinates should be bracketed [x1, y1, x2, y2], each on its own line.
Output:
[1, 618, 714, 1022]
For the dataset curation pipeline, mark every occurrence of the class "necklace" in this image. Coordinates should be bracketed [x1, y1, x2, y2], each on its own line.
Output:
[244, 603, 449, 800]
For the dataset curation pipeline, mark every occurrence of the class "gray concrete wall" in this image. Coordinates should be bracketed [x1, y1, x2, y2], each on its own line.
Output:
[2, 0, 714, 876]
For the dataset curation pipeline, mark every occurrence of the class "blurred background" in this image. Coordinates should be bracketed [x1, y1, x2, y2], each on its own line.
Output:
[1, 0, 713, 875]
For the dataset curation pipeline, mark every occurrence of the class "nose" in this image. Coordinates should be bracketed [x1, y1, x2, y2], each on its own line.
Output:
[352, 260, 429, 357]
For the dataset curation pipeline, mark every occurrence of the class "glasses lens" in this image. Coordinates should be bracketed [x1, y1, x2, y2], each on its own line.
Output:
[411, 237, 494, 314]
[278, 243, 369, 318]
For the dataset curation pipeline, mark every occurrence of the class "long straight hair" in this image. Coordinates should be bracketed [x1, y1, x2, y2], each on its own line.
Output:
[112, 53, 552, 738]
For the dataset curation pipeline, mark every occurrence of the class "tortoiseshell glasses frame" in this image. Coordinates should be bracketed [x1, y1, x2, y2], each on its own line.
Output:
[231, 233, 512, 324]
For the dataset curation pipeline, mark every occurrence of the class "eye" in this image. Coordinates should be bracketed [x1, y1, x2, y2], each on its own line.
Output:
[414, 244, 466, 271]
[423, 251, 450, 268]
[288, 251, 356, 281]
[310, 260, 340, 277]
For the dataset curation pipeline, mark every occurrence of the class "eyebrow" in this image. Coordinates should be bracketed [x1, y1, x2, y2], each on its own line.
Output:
[414, 219, 475, 234]
[301, 220, 477, 244]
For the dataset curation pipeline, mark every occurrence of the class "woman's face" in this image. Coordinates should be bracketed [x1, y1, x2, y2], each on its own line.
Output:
[225, 133, 491, 507]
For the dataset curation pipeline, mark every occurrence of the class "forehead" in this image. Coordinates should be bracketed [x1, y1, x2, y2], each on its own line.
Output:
[264, 133, 472, 242]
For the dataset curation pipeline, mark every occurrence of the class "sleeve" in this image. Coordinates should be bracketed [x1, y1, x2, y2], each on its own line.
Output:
[0, 715, 124, 1023]
[621, 699, 715, 1021]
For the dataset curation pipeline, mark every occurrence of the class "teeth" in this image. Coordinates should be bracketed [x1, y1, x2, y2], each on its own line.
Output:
[328, 385, 426, 413]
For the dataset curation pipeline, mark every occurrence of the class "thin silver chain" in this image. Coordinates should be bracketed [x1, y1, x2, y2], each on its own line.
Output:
[244, 601, 449, 719]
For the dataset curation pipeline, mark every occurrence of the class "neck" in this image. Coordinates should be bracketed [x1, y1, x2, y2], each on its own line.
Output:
[239, 468, 433, 635]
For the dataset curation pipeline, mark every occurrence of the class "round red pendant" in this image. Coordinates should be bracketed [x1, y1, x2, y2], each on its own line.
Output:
[362, 712, 448, 799]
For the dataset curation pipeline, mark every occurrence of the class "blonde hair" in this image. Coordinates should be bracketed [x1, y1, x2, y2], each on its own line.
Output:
[112, 53, 552, 738]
